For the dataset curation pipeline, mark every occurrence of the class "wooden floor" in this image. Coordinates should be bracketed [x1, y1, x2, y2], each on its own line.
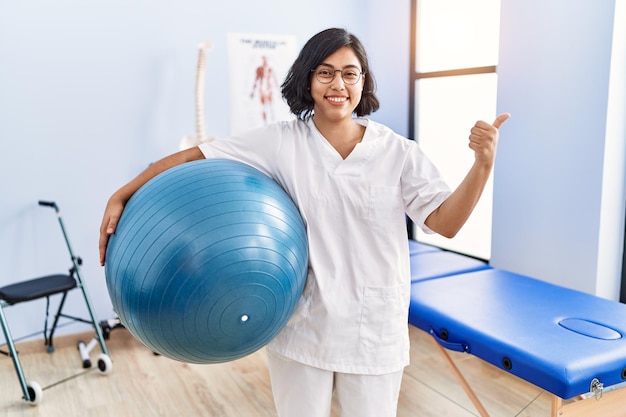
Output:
[0, 325, 557, 417]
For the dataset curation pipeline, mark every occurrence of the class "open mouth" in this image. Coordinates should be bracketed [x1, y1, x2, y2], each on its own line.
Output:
[326, 96, 348, 104]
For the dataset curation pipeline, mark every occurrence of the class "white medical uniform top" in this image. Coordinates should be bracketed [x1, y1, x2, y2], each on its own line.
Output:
[199, 117, 451, 375]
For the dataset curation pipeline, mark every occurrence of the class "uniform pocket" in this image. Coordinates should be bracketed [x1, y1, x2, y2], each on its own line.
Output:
[359, 285, 405, 349]
[368, 186, 402, 229]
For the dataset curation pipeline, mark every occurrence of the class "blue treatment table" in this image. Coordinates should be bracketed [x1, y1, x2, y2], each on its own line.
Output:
[408, 239, 442, 255]
[408, 267, 626, 417]
[409, 248, 490, 282]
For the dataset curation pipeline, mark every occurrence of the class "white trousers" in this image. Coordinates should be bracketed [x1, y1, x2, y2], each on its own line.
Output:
[266, 349, 404, 417]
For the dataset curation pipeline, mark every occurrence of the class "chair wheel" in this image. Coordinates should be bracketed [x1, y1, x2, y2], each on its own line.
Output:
[102, 326, 111, 340]
[97, 354, 113, 374]
[77, 340, 92, 368]
[26, 381, 43, 405]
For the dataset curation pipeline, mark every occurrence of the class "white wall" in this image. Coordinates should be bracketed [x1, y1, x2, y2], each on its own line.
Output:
[492, 0, 626, 300]
[365, 1, 411, 137]
[0, 0, 410, 341]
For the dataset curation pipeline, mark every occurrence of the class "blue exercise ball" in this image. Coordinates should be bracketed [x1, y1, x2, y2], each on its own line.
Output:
[105, 159, 308, 364]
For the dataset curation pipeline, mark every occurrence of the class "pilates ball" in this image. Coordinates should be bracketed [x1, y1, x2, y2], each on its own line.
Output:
[104, 159, 308, 364]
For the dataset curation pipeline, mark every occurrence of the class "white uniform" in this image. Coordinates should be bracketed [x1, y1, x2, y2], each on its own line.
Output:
[199, 117, 450, 375]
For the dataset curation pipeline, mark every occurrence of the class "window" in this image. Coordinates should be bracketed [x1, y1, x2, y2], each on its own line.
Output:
[410, 0, 502, 260]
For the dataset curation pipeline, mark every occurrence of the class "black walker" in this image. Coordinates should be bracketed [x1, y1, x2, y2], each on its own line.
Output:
[0, 201, 112, 405]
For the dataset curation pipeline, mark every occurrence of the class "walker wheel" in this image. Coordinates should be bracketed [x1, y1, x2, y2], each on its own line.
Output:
[97, 354, 113, 374]
[77, 340, 92, 368]
[25, 381, 43, 405]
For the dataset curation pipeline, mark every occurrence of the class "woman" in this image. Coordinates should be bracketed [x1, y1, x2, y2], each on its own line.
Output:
[99, 28, 508, 417]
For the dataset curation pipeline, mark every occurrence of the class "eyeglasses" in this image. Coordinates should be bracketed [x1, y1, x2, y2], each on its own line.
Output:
[311, 66, 364, 85]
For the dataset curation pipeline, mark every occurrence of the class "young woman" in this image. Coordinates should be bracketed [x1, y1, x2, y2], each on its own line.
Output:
[99, 28, 509, 417]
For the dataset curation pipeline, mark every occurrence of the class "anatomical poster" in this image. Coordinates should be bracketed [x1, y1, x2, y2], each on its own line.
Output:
[227, 32, 298, 135]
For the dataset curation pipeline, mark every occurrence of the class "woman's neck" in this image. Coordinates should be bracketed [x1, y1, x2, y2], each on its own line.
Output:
[313, 116, 365, 159]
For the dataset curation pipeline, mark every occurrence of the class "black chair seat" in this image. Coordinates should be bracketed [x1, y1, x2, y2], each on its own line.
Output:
[0, 274, 76, 304]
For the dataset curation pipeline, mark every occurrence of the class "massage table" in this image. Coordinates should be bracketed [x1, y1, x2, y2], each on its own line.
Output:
[408, 239, 442, 255]
[409, 248, 490, 282]
[407, 243, 626, 417]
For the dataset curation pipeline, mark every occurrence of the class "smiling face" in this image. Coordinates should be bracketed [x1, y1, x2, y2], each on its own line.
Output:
[310, 47, 365, 124]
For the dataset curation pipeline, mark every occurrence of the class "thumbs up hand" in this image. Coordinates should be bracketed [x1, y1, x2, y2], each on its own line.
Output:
[469, 113, 510, 165]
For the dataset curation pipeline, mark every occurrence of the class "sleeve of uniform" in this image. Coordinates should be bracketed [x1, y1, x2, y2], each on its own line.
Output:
[401, 141, 452, 234]
[197, 122, 284, 179]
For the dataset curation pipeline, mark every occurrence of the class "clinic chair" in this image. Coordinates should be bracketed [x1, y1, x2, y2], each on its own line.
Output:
[0, 201, 112, 405]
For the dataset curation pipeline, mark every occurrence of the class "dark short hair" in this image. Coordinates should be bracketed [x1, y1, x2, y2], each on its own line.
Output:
[281, 28, 380, 120]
